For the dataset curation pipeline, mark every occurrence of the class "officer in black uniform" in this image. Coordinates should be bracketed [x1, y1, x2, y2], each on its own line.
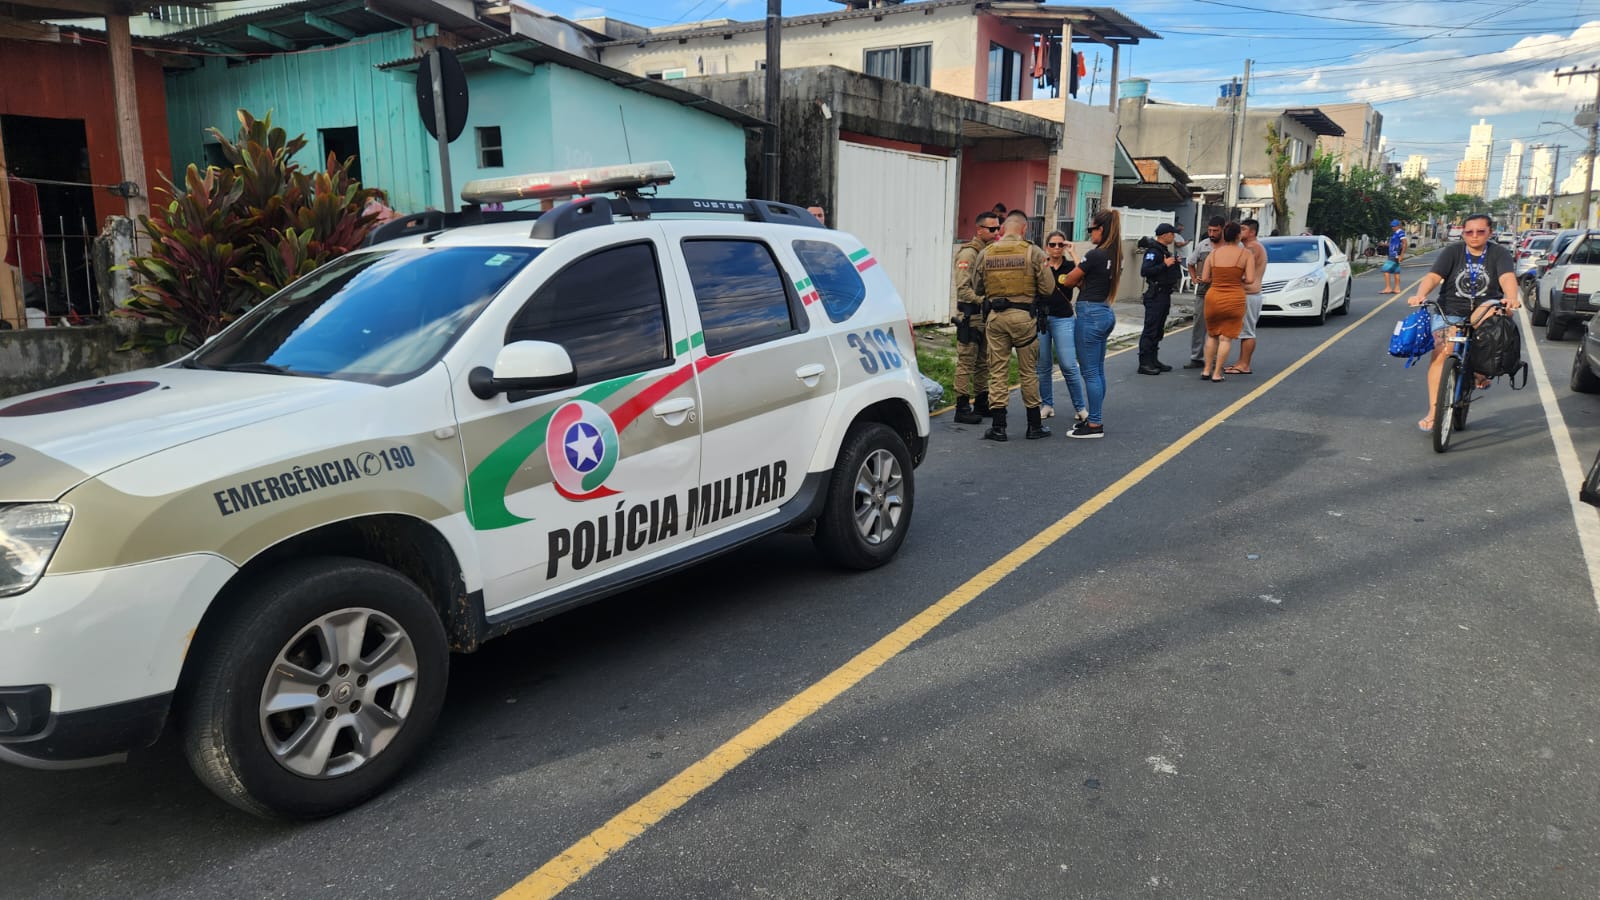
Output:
[1137, 222, 1182, 375]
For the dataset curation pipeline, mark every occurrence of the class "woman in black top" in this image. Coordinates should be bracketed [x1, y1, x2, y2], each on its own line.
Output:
[1036, 230, 1088, 422]
[1059, 209, 1123, 438]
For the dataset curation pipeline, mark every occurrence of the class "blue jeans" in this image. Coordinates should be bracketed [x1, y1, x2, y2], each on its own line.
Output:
[1073, 301, 1116, 425]
[1037, 315, 1087, 413]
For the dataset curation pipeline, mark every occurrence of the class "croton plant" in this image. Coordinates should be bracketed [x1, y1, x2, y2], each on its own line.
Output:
[121, 109, 388, 348]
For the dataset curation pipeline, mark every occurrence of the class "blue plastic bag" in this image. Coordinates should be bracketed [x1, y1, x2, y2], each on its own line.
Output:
[1389, 307, 1435, 368]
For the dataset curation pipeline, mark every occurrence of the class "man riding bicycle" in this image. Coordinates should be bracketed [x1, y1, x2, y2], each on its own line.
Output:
[1408, 213, 1520, 432]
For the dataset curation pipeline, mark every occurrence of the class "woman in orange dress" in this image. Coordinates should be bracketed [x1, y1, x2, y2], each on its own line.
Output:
[1198, 222, 1257, 383]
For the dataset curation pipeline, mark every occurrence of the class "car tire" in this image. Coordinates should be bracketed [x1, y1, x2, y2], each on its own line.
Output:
[1314, 286, 1329, 325]
[181, 557, 449, 819]
[814, 422, 914, 570]
[1528, 280, 1548, 326]
[1334, 280, 1351, 316]
[1549, 313, 1571, 341]
[1572, 344, 1600, 393]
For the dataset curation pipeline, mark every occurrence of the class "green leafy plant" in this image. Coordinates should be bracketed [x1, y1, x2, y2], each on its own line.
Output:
[1265, 123, 1316, 233]
[121, 110, 386, 348]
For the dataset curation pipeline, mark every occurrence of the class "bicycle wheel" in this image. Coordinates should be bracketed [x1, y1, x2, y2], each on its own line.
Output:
[1433, 356, 1460, 453]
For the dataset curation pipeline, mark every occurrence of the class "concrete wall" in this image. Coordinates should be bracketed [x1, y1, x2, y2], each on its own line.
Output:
[0, 326, 183, 400]
[597, 5, 985, 98]
[997, 97, 1116, 177]
[674, 66, 1057, 225]
[1118, 101, 1321, 182]
[1317, 102, 1381, 170]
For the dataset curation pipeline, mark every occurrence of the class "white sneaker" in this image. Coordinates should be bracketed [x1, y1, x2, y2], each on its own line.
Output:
[1041, 404, 1055, 419]
[1075, 409, 1089, 423]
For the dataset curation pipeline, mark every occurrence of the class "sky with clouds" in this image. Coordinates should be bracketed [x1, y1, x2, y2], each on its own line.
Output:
[542, 0, 1600, 196]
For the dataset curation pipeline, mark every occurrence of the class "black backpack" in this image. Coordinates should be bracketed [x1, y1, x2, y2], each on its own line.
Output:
[1468, 311, 1528, 385]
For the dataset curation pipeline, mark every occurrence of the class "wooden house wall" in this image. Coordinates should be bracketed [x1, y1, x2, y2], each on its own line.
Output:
[163, 30, 432, 212]
[0, 37, 173, 226]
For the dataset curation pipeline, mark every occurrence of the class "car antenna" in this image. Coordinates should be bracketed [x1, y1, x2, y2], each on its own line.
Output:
[619, 105, 634, 163]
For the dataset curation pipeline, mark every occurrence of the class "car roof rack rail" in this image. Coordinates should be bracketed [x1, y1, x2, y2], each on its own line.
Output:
[365, 207, 546, 247]
[529, 195, 825, 240]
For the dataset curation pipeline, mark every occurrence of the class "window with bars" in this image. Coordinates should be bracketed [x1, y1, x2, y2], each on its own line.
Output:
[863, 44, 931, 88]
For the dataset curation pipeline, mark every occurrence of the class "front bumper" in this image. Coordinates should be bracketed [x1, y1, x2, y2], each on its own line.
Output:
[1260, 281, 1325, 317]
[0, 553, 236, 767]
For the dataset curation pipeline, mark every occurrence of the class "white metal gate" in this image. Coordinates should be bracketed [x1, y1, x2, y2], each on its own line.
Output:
[835, 142, 957, 324]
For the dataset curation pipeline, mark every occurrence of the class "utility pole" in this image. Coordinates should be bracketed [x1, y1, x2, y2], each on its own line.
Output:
[1546, 144, 1564, 227]
[1222, 78, 1239, 215]
[1225, 59, 1252, 218]
[762, 0, 782, 201]
[1554, 65, 1600, 229]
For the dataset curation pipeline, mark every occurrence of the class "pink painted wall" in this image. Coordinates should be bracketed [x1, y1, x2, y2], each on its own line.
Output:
[974, 15, 1040, 101]
[958, 158, 1049, 235]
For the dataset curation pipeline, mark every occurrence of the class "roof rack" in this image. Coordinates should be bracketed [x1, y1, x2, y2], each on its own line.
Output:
[365, 207, 545, 247]
[529, 195, 825, 239]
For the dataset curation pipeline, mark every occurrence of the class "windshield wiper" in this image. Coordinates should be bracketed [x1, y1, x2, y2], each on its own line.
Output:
[209, 361, 324, 378]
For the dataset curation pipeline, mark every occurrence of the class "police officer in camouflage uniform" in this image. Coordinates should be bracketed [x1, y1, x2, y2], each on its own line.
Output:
[973, 210, 1055, 441]
[952, 211, 1000, 424]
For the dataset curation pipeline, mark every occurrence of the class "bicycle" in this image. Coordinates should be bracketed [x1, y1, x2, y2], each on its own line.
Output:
[1421, 298, 1508, 453]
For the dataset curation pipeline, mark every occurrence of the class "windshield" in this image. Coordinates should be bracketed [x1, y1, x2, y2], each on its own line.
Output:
[191, 246, 539, 385]
[1264, 241, 1321, 264]
[1527, 237, 1554, 251]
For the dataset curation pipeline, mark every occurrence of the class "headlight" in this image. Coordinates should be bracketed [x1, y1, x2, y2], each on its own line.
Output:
[0, 503, 72, 598]
[1288, 272, 1322, 291]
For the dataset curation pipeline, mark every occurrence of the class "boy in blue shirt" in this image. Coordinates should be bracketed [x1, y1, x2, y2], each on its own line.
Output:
[1382, 220, 1406, 294]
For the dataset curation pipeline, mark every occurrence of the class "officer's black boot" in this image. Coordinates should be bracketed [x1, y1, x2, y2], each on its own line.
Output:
[982, 406, 1008, 442]
[954, 396, 982, 424]
[975, 392, 994, 418]
[1137, 355, 1162, 376]
[1154, 357, 1173, 372]
[1025, 405, 1051, 440]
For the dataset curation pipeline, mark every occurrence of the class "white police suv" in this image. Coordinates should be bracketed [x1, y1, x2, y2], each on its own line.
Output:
[0, 162, 928, 818]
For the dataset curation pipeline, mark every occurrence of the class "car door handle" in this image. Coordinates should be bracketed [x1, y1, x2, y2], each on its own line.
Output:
[652, 397, 696, 426]
[796, 363, 826, 387]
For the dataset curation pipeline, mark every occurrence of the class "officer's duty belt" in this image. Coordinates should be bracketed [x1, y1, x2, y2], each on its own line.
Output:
[987, 298, 1033, 312]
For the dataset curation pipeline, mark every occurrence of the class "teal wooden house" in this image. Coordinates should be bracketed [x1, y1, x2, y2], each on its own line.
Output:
[162, 3, 758, 214]
[377, 37, 761, 209]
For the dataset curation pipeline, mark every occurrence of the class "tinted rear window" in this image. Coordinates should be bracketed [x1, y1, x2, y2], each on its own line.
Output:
[792, 240, 868, 322]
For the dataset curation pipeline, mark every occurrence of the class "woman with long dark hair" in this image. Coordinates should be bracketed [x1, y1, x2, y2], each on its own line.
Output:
[1036, 230, 1088, 423]
[1059, 209, 1122, 438]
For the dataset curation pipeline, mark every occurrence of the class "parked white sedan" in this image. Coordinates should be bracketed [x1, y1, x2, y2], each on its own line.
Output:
[1257, 235, 1353, 325]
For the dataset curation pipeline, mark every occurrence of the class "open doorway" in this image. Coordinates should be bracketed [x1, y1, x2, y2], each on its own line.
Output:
[1, 114, 97, 320]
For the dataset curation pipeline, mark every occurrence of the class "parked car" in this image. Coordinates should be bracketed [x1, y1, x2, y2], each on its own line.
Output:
[0, 162, 931, 818]
[1529, 229, 1600, 339]
[1496, 231, 1518, 246]
[1449, 225, 1465, 240]
[1257, 235, 1353, 324]
[1517, 234, 1557, 279]
[1571, 312, 1600, 393]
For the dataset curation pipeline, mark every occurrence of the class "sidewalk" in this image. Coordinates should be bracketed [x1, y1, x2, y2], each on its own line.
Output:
[1109, 294, 1196, 348]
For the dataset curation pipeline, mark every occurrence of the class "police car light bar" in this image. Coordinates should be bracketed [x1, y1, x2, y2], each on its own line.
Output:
[460, 161, 676, 205]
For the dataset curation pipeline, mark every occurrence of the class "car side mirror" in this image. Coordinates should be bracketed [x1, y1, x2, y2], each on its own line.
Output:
[469, 340, 577, 400]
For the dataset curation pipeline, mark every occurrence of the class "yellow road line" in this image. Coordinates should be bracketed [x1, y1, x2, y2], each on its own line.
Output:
[499, 291, 1409, 900]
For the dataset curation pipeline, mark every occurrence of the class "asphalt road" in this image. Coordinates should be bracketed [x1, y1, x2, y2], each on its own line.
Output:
[6, 251, 1600, 899]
